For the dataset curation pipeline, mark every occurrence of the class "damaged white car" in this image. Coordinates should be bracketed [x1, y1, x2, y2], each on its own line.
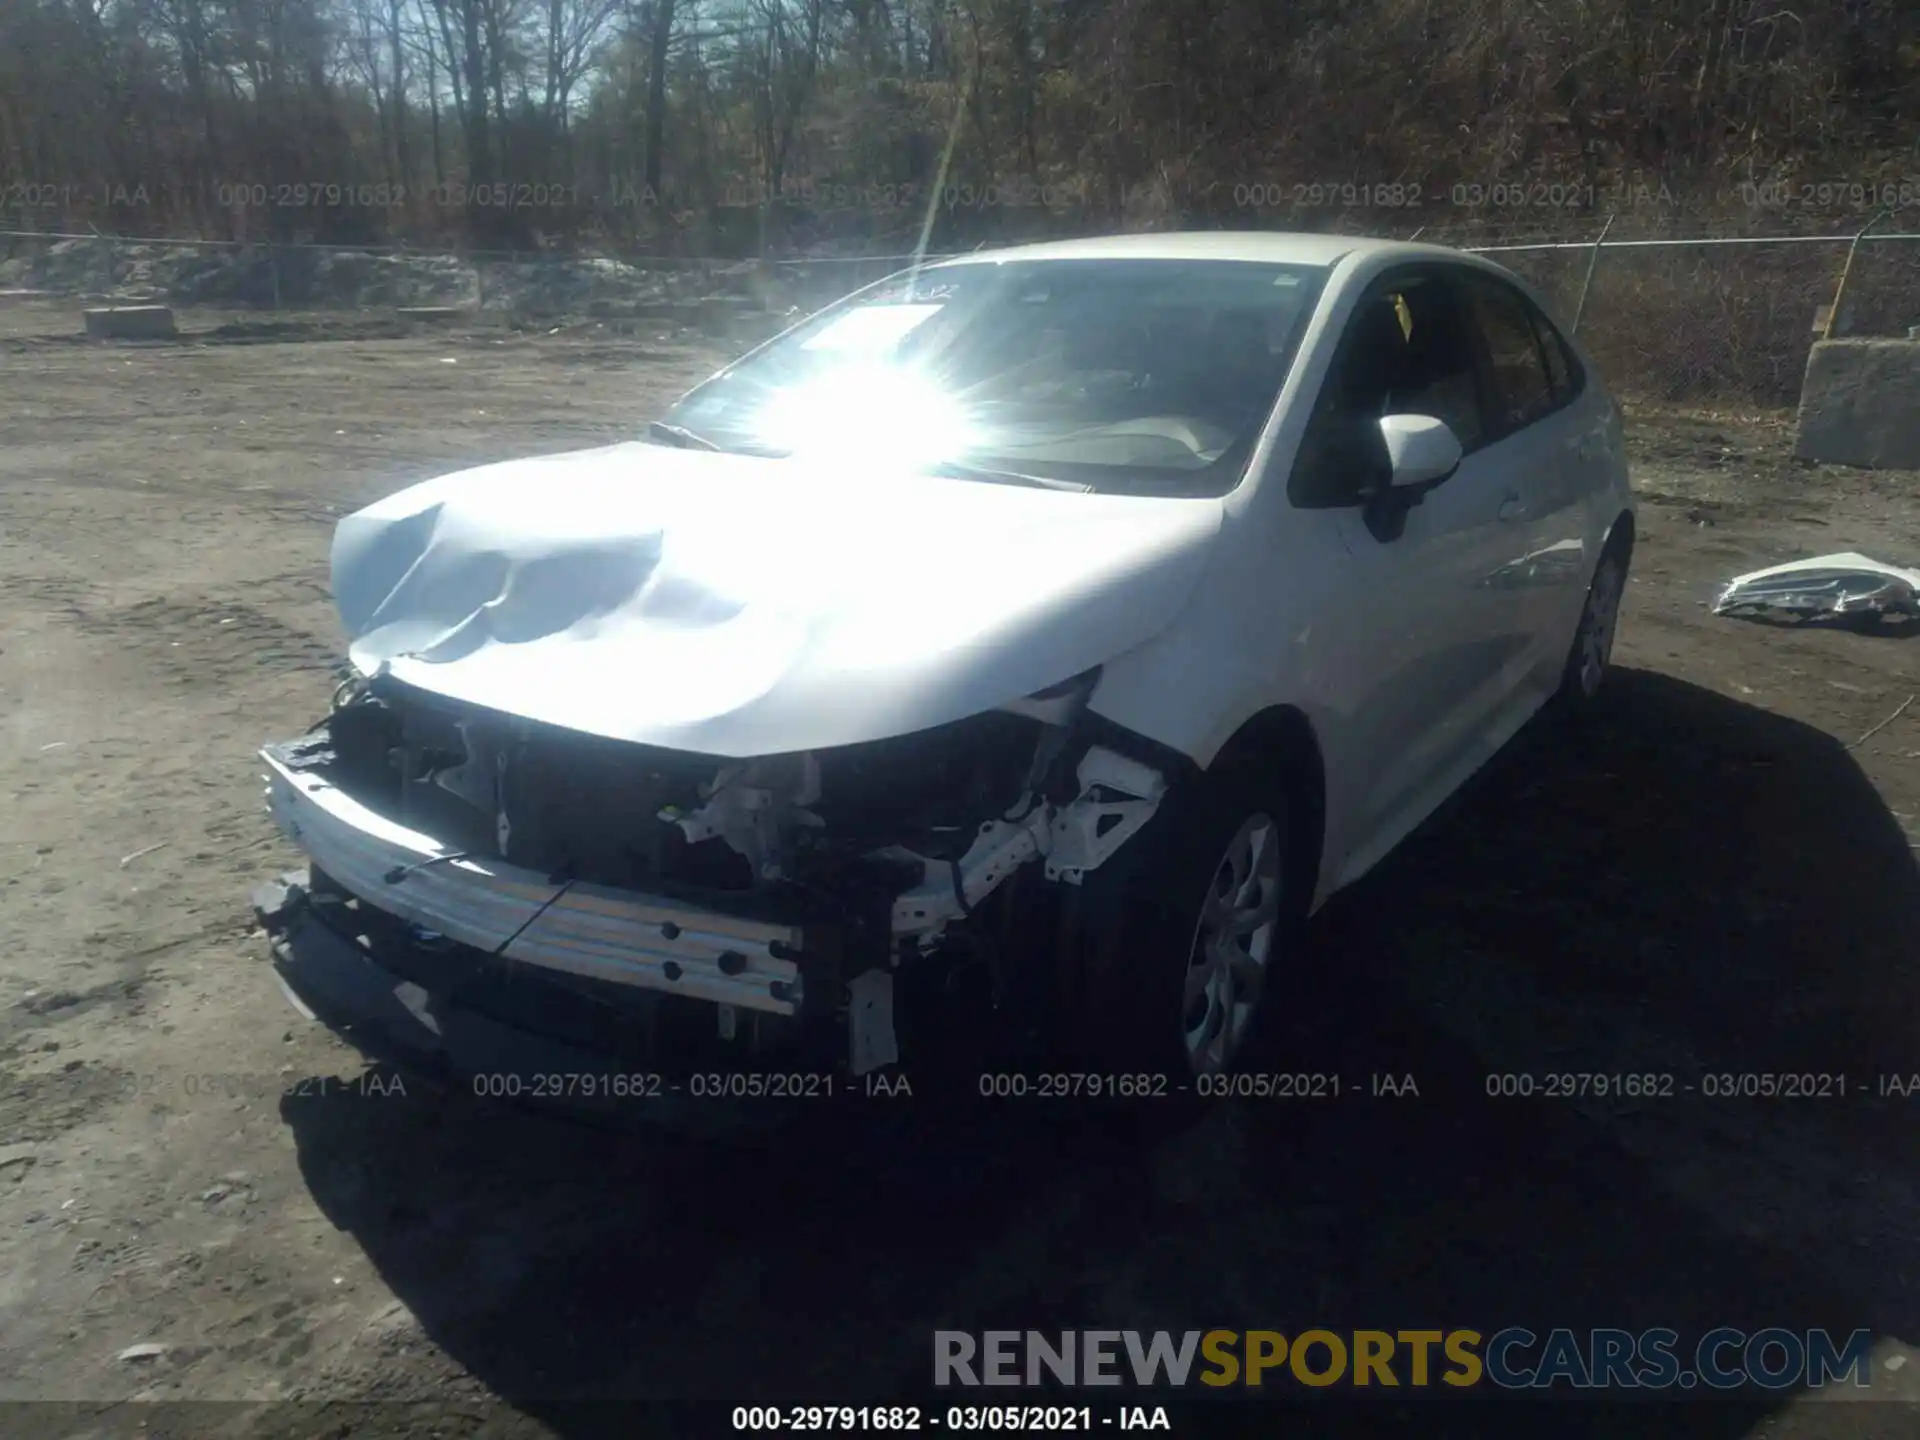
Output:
[254, 231, 1635, 1117]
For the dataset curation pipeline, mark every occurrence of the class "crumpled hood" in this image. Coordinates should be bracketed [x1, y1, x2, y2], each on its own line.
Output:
[332, 442, 1225, 756]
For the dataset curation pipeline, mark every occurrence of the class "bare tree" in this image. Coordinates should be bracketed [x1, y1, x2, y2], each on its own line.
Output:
[641, 0, 677, 198]
[0, 0, 1914, 255]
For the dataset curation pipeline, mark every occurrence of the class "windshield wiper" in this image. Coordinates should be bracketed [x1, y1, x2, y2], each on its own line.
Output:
[925, 459, 1094, 493]
[647, 420, 721, 451]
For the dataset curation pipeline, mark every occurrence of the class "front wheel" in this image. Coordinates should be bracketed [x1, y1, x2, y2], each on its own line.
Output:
[1062, 757, 1306, 1081]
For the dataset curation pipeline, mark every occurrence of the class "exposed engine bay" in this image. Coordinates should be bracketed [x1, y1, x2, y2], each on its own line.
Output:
[262, 667, 1169, 1078]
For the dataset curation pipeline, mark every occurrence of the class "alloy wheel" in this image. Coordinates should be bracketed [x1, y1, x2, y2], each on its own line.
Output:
[1181, 811, 1283, 1074]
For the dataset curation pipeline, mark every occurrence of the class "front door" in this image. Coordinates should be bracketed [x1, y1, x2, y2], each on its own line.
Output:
[1286, 267, 1516, 877]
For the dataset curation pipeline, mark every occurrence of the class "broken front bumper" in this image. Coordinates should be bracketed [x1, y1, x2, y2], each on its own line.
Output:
[256, 870, 818, 1133]
[255, 720, 1173, 1117]
[263, 740, 809, 1016]
[257, 739, 906, 1125]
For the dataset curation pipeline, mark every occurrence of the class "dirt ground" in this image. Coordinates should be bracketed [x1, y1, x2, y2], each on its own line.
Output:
[3, 297, 1920, 1438]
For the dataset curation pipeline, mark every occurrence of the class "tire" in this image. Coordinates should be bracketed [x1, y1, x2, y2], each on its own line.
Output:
[1061, 753, 1306, 1083]
[1555, 531, 1631, 707]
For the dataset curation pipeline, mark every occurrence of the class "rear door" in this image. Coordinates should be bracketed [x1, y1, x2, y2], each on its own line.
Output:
[1451, 267, 1599, 703]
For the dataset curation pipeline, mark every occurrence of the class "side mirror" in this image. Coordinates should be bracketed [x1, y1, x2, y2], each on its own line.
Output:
[1379, 414, 1462, 489]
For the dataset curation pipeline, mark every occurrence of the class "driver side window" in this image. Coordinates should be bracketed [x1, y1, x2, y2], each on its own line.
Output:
[1288, 273, 1483, 508]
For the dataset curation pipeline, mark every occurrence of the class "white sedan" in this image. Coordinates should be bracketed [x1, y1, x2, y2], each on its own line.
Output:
[254, 231, 1634, 1110]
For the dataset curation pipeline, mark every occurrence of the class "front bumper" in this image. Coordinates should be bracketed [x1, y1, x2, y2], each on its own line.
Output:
[256, 731, 919, 1129]
[263, 739, 810, 1016]
[257, 870, 864, 1134]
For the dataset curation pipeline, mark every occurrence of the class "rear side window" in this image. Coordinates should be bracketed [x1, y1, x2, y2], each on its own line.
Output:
[1461, 275, 1556, 437]
[1531, 308, 1585, 404]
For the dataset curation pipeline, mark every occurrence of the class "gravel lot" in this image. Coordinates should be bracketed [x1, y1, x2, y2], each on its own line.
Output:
[3, 297, 1919, 1438]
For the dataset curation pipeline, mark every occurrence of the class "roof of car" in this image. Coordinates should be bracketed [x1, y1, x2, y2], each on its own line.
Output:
[931, 231, 1446, 269]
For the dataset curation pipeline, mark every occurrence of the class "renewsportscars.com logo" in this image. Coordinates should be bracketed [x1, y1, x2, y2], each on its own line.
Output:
[933, 1328, 1876, 1390]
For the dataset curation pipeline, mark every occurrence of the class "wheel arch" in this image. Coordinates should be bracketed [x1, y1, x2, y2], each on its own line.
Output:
[1603, 506, 1636, 559]
[1207, 704, 1328, 914]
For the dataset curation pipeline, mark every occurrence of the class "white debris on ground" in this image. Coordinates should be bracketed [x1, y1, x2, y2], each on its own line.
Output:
[1713, 552, 1920, 620]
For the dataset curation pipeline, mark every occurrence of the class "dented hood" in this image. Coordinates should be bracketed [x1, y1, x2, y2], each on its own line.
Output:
[331, 442, 1225, 755]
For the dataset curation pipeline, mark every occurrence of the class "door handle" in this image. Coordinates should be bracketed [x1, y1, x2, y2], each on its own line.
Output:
[1497, 492, 1526, 522]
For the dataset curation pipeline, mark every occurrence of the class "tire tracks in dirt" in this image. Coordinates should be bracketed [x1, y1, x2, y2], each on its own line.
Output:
[2, 573, 348, 694]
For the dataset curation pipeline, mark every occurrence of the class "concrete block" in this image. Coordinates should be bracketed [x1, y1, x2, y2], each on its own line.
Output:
[83, 305, 177, 340]
[1794, 339, 1920, 469]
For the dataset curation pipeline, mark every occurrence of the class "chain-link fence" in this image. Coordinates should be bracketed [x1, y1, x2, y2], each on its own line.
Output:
[1476, 231, 1920, 406]
[5, 223, 1917, 407]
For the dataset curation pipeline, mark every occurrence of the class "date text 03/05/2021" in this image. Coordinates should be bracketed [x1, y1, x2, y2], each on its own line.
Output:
[463, 1070, 911, 1101]
[731, 1405, 1174, 1431]
[461, 1071, 1424, 1102]
[112, 1071, 407, 1103]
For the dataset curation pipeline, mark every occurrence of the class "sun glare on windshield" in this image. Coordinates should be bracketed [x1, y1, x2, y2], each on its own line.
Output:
[663, 258, 1330, 492]
[752, 360, 976, 468]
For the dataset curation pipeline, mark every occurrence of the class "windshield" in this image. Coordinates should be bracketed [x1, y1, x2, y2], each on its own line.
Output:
[658, 257, 1330, 494]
